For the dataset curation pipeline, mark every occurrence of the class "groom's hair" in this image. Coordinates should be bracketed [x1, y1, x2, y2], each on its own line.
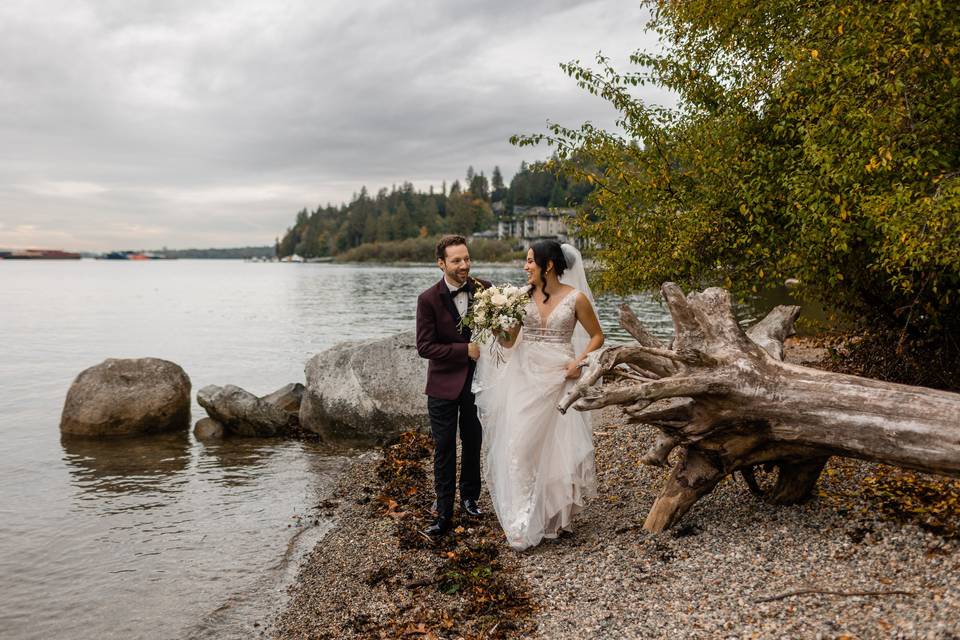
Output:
[436, 234, 468, 261]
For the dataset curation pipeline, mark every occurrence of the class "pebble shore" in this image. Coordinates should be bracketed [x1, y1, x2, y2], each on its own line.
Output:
[271, 343, 959, 639]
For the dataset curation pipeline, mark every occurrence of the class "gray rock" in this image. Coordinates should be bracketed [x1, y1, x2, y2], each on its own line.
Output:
[60, 358, 191, 437]
[193, 417, 225, 440]
[301, 330, 428, 440]
[197, 384, 296, 437]
[261, 382, 305, 415]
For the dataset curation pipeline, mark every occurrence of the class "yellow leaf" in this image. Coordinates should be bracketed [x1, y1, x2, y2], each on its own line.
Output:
[810, 49, 819, 60]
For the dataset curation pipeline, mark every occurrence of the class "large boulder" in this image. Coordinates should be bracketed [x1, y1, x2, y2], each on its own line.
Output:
[197, 383, 299, 437]
[301, 330, 428, 440]
[60, 358, 191, 437]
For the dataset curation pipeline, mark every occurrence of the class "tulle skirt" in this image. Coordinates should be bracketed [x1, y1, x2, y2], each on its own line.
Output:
[474, 337, 596, 550]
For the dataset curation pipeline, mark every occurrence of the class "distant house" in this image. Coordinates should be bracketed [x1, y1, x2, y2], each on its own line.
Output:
[496, 206, 586, 249]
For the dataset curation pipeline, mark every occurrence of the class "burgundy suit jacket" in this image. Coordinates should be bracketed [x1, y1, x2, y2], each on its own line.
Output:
[416, 277, 491, 400]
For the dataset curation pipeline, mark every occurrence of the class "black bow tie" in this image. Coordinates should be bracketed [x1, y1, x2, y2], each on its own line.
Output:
[451, 282, 472, 297]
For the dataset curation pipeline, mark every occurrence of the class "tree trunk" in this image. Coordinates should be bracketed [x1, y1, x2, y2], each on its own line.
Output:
[562, 283, 960, 532]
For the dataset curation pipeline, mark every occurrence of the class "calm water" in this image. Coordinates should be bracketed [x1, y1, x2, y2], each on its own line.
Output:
[0, 259, 763, 640]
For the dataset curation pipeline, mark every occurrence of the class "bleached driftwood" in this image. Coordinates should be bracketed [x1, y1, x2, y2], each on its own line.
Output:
[560, 283, 960, 532]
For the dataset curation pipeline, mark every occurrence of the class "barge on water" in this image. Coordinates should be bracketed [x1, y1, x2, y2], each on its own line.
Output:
[98, 251, 174, 260]
[0, 249, 81, 260]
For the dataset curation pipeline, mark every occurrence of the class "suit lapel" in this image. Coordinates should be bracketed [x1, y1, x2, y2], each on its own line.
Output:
[466, 279, 477, 307]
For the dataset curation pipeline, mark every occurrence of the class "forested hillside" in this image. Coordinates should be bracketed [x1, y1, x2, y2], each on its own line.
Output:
[276, 162, 592, 259]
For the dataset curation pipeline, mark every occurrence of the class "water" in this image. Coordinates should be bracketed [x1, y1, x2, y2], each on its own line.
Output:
[0, 259, 790, 640]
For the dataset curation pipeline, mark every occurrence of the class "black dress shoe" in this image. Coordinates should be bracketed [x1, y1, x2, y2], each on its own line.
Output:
[421, 517, 452, 539]
[460, 498, 482, 518]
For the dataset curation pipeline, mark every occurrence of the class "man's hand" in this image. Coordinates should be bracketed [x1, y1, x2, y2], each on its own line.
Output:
[468, 343, 481, 361]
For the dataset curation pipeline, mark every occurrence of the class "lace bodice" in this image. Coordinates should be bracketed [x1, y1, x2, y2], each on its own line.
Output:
[522, 288, 579, 344]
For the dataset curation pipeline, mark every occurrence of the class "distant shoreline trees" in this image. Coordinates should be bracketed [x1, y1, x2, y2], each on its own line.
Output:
[157, 246, 275, 259]
[276, 163, 593, 260]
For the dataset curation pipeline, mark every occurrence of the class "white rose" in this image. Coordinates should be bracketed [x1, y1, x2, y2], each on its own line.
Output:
[503, 285, 517, 296]
[490, 293, 508, 306]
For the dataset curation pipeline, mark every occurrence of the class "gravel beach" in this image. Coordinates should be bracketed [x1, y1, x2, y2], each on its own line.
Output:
[271, 342, 960, 639]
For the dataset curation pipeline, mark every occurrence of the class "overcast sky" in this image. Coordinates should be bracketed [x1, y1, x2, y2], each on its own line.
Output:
[0, 0, 671, 251]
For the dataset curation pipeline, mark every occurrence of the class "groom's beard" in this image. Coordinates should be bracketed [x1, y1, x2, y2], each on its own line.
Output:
[445, 268, 469, 285]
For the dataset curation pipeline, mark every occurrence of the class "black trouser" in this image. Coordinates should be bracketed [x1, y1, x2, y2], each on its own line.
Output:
[427, 382, 482, 520]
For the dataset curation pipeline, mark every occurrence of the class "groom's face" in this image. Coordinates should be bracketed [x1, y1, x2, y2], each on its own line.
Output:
[438, 243, 471, 286]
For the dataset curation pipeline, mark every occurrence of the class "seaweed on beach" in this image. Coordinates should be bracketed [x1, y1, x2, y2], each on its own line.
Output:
[375, 431, 435, 549]
[859, 467, 960, 539]
[368, 431, 536, 639]
[818, 457, 960, 540]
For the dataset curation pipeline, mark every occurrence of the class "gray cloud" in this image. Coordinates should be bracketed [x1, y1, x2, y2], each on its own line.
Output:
[0, 0, 672, 250]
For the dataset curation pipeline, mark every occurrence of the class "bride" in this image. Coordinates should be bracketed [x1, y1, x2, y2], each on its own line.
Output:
[473, 240, 604, 550]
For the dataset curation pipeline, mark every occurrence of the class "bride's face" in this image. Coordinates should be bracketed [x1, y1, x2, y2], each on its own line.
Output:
[523, 249, 540, 285]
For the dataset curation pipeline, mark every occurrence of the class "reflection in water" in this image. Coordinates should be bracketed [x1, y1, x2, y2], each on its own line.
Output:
[62, 432, 191, 498]
[192, 440, 284, 488]
[49, 435, 349, 640]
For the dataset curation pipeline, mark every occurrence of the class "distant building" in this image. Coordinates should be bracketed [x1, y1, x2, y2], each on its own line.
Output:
[496, 206, 586, 249]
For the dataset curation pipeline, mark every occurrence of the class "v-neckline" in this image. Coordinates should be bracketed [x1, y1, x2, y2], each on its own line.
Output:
[533, 288, 576, 329]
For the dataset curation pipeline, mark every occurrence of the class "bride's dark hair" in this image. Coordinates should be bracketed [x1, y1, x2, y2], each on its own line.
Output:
[530, 240, 568, 302]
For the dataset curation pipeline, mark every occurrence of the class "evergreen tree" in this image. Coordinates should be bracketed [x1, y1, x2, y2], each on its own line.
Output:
[491, 166, 507, 202]
[394, 202, 417, 239]
[469, 171, 490, 201]
[445, 194, 476, 234]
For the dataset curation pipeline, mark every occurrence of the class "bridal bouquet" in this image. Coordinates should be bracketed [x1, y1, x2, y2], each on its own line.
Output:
[460, 283, 528, 362]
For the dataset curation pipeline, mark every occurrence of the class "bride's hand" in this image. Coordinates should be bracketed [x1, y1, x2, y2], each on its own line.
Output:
[564, 361, 582, 380]
[497, 321, 521, 347]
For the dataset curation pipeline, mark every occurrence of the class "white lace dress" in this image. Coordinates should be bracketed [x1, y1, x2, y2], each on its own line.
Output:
[474, 289, 597, 550]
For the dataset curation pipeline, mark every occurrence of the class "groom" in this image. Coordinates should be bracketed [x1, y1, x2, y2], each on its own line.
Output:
[415, 234, 490, 537]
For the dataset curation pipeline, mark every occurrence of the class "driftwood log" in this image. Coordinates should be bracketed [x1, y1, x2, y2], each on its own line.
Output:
[560, 283, 960, 532]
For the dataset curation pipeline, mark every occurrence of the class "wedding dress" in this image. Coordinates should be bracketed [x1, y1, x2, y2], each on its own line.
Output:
[473, 247, 597, 551]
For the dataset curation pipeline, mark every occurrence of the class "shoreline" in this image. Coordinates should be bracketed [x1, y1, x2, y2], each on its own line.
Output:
[270, 340, 959, 639]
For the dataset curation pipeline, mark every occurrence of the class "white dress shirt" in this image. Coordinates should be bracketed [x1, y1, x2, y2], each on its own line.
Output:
[444, 277, 469, 317]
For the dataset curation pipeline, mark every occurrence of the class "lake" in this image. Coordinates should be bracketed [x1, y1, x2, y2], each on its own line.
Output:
[0, 259, 781, 639]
